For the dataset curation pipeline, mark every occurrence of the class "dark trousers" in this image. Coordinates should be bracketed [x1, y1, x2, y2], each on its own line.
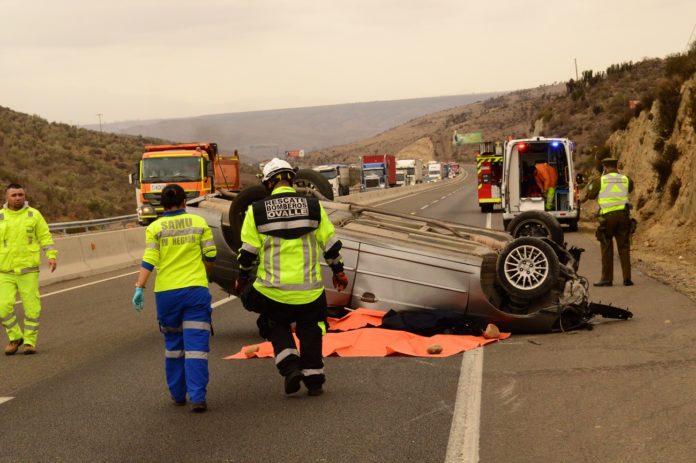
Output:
[598, 210, 631, 282]
[242, 286, 327, 388]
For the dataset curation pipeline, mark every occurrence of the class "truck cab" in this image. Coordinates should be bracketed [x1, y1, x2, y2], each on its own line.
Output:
[313, 164, 351, 196]
[501, 137, 581, 230]
[129, 143, 240, 226]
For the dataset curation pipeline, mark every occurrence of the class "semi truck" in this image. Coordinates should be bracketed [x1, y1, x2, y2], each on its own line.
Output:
[395, 159, 424, 186]
[427, 162, 443, 182]
[313, 164, 352, 196]
[129, 143, 240, 226]
[361, 154, 397, 191]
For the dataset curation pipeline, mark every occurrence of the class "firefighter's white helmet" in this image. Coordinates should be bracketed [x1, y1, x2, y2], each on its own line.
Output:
[261, 158, 295, 182]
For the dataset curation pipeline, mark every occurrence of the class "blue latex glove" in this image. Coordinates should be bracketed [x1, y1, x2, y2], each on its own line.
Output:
[132, 287, 144, 312]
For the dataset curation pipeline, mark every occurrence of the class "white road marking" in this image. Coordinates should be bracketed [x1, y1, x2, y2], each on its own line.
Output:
[446, 197, 489, 462]
[441, 195, 448, 200]
[431, 200, 438, 205]
[18, 271, 139, 304]
[445, 348, 483, 463]
[211, 295, 237, 308]
[0, 397, 14, 405]
[420, 205, 429, 210]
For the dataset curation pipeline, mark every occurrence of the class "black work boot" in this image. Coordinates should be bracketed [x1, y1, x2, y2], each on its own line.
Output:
[284, 370, 303, 395]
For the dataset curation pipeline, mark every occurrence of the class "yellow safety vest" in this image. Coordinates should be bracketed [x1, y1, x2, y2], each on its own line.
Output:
[142, 211, 217, 292]
[597, 173, 629, 214]
[240, 186, 338, 305]
[0, 205, 57, 274]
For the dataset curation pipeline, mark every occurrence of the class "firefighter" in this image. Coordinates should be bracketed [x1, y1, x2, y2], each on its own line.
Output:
[132, 184, 217, 412]
[533, 159, 559, 210]
[235, 158, 348, 397]
[0, 183, 57, 355]
[587, 158, 634, 287]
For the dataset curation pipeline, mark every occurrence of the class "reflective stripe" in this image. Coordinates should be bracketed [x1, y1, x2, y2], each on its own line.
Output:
[146, 242, 159, 249]
[20, 267, 39, 274]
[27, 211, 33, 217]
[201, 240, 215, 248]
[324, 235, 339, 252]
[257, 219, 319, 234]
[165, 349, 185, 358]
[241, 242, 259, 255]
[302, 235, 312, 285]
[185, 351, 208, 360]
[275, 348, 300, 365]
[42, 244, 55, 251]
[25, 316, 39, 323]
[182, 321, 211, 331]
[324, 256, 342, 265]
[2, 319, 18, 329]
[156, 227, 204, 239]
[301, 368, 324, 376]
[318, 321, 327, 336]
[598, 173, 629, 214]
[1, 314, 14, 323]
[24, 325, 38, 331]
[160, 325, 183, 334]
[28, 237, 33, 244]
[239, 263, 254, 271]
[256, 279, 323, 291]
[0, 213, 3, 220]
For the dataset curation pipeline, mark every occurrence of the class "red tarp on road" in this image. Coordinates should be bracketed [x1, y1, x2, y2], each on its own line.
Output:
[225, 308, 509, 359]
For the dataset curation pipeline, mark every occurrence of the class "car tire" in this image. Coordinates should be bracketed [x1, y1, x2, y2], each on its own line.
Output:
[496, 237, 560, 300]
[295, 169, 335, 200]
[228, 185, 269, 252]
[506, 211, 564, 246]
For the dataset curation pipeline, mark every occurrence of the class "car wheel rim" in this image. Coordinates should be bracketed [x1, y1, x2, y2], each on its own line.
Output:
[503, 245, 549, 290]
[514, 220, 550, 239]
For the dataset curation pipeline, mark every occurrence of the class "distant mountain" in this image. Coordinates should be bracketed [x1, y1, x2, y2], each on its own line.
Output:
[93, 93, 504, 163]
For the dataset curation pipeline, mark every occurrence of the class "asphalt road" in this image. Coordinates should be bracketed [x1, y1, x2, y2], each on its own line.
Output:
[2, 165, 695, 462]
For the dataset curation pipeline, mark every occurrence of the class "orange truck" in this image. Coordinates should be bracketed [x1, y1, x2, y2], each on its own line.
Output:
[129, 143, 240, 225]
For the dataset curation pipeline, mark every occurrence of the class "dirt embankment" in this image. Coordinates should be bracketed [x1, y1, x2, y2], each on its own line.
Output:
[581, 75, 696, 301]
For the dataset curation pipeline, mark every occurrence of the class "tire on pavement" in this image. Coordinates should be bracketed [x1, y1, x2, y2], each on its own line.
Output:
[506, 210, 564, 246]
[228, 184, 269, 253]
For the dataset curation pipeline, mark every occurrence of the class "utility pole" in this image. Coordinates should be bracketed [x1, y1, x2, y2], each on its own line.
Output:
[96, 113, 103, 132]
[574, 58, 579, 80]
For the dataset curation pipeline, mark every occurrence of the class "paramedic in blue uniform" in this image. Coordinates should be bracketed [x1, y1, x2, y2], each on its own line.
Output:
[132, 184, 217, 413]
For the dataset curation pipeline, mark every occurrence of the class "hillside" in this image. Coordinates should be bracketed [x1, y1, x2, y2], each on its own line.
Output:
[95, 93, 502, 163]
[0, 108, 166, 221]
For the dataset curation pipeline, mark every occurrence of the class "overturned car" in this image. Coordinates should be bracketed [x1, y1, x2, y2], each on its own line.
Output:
[187, 172, 630, 334]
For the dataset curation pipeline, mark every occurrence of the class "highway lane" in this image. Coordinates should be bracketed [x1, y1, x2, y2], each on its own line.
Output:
[3, 167, 695, 461]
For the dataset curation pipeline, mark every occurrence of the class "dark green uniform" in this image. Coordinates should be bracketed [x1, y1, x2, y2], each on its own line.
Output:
[587, 170, 634, 284]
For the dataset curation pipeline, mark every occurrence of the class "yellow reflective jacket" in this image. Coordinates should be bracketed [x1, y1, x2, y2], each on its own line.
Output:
[142, 210, 217, 292]
[240, 186, 338, 305]
[0, 204, 57, 274]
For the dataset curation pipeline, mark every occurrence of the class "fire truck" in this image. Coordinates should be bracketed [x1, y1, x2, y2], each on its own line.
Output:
[476, 141, 504, 212]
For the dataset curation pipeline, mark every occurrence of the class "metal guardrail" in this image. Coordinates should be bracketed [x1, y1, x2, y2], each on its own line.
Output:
[49, 214, 138, 234]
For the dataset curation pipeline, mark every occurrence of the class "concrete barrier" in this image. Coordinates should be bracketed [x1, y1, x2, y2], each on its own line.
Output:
[39, 228, 145, 287]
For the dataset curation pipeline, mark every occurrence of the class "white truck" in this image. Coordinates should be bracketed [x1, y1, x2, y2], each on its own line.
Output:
[396, 159, 424, 186]
[427, 162, 443, 182]
[313, 164, 351, 196]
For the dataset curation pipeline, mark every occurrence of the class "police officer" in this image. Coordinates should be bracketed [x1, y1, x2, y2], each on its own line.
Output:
[235, 158, 348, 397]
[0, 183, 57, 355]
[587, 158, 634, 287]
[132, 184, 217, 412]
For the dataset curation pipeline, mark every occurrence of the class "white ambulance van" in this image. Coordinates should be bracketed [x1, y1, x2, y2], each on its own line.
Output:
[501, 137, 583, 232]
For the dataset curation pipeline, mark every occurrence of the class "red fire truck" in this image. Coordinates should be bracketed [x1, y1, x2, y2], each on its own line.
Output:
[476, 142, 503, 212]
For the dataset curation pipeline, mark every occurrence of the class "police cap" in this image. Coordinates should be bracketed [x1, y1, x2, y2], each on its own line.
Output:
[600, 157, 618, 166]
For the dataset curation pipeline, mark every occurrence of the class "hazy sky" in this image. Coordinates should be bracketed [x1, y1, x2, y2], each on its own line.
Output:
[2, 0, 694, 125]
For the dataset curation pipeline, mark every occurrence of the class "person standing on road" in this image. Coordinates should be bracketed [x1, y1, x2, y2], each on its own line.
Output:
[131, 184, 217, 413]
[533, 159, 558, 210]
[234, 158, 348, 397]
[587, 158, 634, 287]
[0, 183, 57, 355]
